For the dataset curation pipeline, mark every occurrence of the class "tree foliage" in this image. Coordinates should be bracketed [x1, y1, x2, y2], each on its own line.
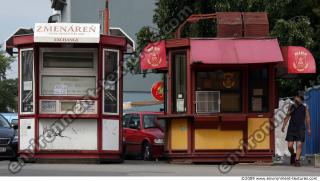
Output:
[0, 46, 14, 81]
[0, 78, 18, 112]
[0, 45, 17, 112]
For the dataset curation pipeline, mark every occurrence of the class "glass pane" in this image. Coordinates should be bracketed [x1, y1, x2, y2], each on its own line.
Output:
[249, 68, 269, 112]
[196, 71, 240, 91]
[21, 50, 34, 113]
[172, 52, 187, 113]
[104, 50, 119, 114]
[40, 101, 57, 113]
[41, 76, 96, 96]
[143, 115, 156, 129]
[43, 52, 94, 68]
[130, 115, 140, 129]
[123, 115, 131, 127]
[61, 102, 77, 112]
[221, 93, 241, 112]
[196, 70, 242, 113]
[0, 115, 10, 128]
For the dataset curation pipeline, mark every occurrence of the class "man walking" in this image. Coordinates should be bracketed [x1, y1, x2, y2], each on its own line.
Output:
[281, 95, 311, 167]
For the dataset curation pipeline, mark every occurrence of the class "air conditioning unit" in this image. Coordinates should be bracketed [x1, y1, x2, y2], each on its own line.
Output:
[196, 91, 220, 114]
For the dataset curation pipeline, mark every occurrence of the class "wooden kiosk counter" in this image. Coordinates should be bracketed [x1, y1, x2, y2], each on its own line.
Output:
[140, 12, 317, 163]
[7, 23, 127, 162]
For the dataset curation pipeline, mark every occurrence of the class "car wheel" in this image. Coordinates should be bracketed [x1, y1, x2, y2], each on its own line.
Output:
[142, 142, 153, 161]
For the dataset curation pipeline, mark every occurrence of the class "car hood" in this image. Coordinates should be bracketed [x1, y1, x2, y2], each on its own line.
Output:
[142, 128, 164, 138]
[0, 127, 15, 138]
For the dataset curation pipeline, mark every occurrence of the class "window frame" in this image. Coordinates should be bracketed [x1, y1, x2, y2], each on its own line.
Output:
[42, 51, 95, 69]
[248, 67, 269, 113]
[39, 48, 98, 97]
[20, 48, 35, 115]
[102, 49, 120, 115]
[171, 50, 188, 114]
[195, 70, 243, 114]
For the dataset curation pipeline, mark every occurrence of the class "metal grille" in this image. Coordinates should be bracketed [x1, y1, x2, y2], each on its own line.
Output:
[0, 138, 10, 146]
[196, 91, 220, 114]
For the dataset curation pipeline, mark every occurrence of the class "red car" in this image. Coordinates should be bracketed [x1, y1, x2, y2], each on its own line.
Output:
[122, 112, 165, 160]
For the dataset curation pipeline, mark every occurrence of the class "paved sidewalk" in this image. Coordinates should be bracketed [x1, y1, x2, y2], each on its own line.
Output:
[0, 160, 319, 176]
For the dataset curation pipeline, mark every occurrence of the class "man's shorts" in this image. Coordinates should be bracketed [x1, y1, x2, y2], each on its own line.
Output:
[286, 129, 305, 142]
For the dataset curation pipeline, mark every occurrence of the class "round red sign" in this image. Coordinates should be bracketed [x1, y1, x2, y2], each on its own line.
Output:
[151, 81, 164, 101]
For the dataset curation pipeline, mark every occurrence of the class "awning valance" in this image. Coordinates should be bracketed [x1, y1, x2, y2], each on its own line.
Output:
[280, 46, 316, 74]
[140, 40, 167, 70]
[190, 39, 283, 64]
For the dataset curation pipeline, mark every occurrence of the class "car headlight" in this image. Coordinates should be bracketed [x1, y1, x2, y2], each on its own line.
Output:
[153, 138, 164, 145]
[12, 135, 18, 143]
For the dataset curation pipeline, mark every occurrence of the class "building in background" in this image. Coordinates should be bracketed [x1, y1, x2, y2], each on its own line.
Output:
[49, 0, 163, 112]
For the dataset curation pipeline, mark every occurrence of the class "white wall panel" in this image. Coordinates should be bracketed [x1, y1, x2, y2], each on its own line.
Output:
[19, 119, 35, 151]
[38, 119, 97, 150]
[102, 119, 119, 151]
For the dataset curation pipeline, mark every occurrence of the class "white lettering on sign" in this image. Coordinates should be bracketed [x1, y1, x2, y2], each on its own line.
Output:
[34, 23, 100, 43]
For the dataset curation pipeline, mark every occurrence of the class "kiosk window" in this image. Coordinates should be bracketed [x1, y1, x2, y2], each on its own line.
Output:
[40, 49, 97, 97]
[104, 50, 119, 114]
[171, 52, 187, 113]
[196, 70, 241, 113]
[21, 49, 34, 113]
[249, 68, 269, 112]
[43, 52, 94, 68]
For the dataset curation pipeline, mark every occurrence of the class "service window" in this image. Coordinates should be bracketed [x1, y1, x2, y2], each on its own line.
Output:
[43, 52, 94, 68]
[196, 70, 242, 113]
[39, 49, 98, 114]
[171, 51, 187, 113]
[40, 49, 97, 97]
[41, 76, 96, 96]
[20, 49, 34, 114]
[249, 68, 269, 112]
[103, 49, 120, 115]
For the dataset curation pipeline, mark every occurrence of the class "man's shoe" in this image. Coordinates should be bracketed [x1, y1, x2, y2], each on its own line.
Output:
[294, 159, 301, 167]
[290, 154, 296, 165]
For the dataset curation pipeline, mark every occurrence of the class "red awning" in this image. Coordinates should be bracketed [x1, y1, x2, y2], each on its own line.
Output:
[280, 46, 316, 74]
[190, 39, 283, 64]
[140, 40, 167, 70]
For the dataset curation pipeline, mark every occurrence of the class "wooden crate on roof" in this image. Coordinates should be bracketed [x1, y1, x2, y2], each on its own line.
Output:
[243, 12, 269, 37]
[216, 12, 243, 38]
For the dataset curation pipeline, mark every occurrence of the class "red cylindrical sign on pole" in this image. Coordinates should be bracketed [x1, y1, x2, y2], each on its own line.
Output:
[151, 81, 164, 101]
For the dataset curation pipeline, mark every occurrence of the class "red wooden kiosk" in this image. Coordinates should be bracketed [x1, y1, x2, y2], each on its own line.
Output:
[7, 23, 126, 162]
[140, 12, 317, 163]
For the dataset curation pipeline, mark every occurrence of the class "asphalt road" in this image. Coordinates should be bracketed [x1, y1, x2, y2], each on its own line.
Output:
[0, 160, 319, 176]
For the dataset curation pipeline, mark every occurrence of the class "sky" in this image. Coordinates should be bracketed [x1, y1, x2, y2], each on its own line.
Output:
[0, 0, 52, 79]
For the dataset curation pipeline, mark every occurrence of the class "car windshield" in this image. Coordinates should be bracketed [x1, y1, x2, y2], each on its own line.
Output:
[143, 115, 157, 129]
[0, 115, 10, 128]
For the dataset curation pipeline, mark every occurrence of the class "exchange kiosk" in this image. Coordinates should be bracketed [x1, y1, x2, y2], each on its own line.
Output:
[8, 23, 126, 162]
